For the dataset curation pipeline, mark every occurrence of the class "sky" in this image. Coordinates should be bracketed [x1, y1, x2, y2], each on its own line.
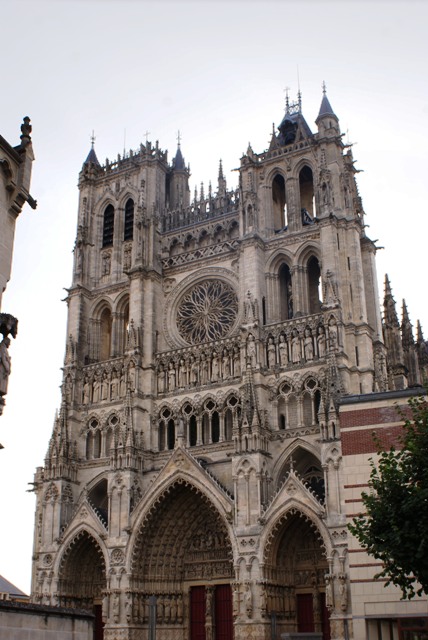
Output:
[1, 0, 427, 594]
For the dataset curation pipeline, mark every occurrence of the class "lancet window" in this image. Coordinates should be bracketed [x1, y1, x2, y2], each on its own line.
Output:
[277, 378, 321, 430]
[102, 204, 115, 247]
[272, 174, 287, 231]
[307, 256, 322, 314]
[299, 165, 316, 221]
[124, 198, 134, 241]
[279, 263, 293, 320]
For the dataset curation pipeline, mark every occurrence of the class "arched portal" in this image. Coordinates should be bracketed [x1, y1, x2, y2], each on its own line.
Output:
[264, 511, 331, 639]
[131, 481, 234, 640]
[58, 531, 106, 637]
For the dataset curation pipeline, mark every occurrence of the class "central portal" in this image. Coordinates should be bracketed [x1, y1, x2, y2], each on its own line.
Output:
[190, 585, 233, 640]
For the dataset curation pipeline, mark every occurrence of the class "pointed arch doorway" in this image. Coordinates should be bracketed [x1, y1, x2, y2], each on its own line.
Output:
[58, 530, 106, 640]
[132, 480, 234, 640]
[265, 510, 331, 639]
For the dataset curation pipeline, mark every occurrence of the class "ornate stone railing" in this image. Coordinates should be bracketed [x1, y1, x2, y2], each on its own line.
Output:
[162, 239, 239, 269]
[161, 189, 240, 232]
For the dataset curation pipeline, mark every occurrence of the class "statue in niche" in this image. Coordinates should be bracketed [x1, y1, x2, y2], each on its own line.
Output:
[128, 361, 136, 391]
[82, 376, 91, 404]
[325, 574, 334, 610]
[247, 333, 257, 367]
[177, 594, 183, 622]
[102, 253, 111, 276]
[267, 337, 276, 368]
[170, 595, 177, 623]
[178, 358, 187, 387]
[291, 329, 301, 363]
[233, 347, 241, 376]
[164, 597, 171, 622]
[0, 337, 11, 398]
[232, 584, 239, 617]
[63, 375, 72, 404]
[304, 328, 314, 361]
[338, 574, 348, 611]
[278, 334, 288, 365]
[101, 371, 109, 400]
[328, 317, 338, 351]
[168, 362, 176, 391]
[93, 373, 101, 403]
[190, 356, 199, 386]
[200, 354, 208, 385]
[211, 352, 219, 382]
[110, 369, 119, 399]
[126, 594, 132, 622]
[222, 349, 230, 379]
[317, 325, 326, 357]
[157, 365, 165, 393]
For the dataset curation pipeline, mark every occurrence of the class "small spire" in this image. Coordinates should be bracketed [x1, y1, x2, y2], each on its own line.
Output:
[417, 320, 424, 343]
[218, 159, 224, 180]
[84, 130, 100, 166]
[316, 83, 337, 122]
[401, 299, 415, 346]
[284, 86, 290, 113]
[383, 275, 399, 327]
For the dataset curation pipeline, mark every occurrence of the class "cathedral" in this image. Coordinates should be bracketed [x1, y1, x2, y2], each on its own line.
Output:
[32, 90, 428, 640]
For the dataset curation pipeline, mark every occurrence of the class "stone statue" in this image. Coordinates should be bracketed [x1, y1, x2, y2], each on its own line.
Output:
[168, 362, 176, 390]
[128, 361, 136, 391]
[101, 372, 109, 401]
[278, 334, 288, 365]
[304, 328, 314, 361]
[244, 583, 253, 618]
[317, 325, 326, 357]
[179, 358, 187, 387]
[157, 365, 165, 393]
[200, 355, 208, 385]
[328, 317, 338, 351]
[325, 574, 334, 610]
[93, 374, 101, 403]
[233, 347, 241, 376]
[291, 329, 301, 363]
[0, 337, 11, 398]
[267, 337, 276, 368]
[222, 349, 230, 378]
[110, 370, 119, 399]
[102, 593, 109, 622]
[113, 592, 120, 623]
[247, 333, 257, 367]
[211, 352, 219, 381]
[190, 357, 198, 386]
[338, 573, 348, 611]
[82, 376, 90, 404]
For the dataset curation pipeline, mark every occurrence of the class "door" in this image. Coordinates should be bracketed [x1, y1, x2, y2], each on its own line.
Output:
[190, 586, 206, 640]
[214, 584, 233, 640]
[296, 593, 314, 633]
[93, 604, 104, 640]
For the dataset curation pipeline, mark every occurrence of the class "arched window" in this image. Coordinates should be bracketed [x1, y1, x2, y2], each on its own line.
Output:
[224, 409, 233, 441]
[167, 419, 175, 450]
[307, 256, 321, 314]
[159, 420, 165, 451]
[102, 204, 115, 247]
[211, 412, 220, 443]
[279, 263, 293, 320]
[202, 414, 209, 444]
[299, 166, 315, 220]
[189, 415, 197, 446]
[100, 308, 112, 361]
[272, 174, 287, 231]
[124, 198, 134, 241]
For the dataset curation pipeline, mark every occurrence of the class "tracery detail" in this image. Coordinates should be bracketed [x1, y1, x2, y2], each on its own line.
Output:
[176, 280, 238, 344]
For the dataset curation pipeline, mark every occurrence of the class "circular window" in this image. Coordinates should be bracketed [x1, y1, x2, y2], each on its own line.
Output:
[176, 280, 238, 345]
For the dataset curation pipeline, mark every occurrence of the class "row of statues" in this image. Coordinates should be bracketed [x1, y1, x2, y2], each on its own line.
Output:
[82, 362, 136, 404]
[103, 591, 184, 624]
[157, 346, 241, 393]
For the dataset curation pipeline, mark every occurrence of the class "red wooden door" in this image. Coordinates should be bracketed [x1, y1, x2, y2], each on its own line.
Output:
[214, 584, 233, 640]
[93, 604, 104, 640]
[297, 593, 314, 633]
[190, 586, 206, 640]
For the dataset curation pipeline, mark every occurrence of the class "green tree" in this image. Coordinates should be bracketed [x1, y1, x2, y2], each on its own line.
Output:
[349, 395, 428, 599]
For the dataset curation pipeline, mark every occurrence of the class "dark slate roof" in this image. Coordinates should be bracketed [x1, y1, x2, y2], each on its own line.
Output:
[84, 146, 100, 166]
[317, 94, 336, 119]
[0, 574, 28, 598]
[173, 145, 185, 170]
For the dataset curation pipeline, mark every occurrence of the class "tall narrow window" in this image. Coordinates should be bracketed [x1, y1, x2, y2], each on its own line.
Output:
[189, 415, 197, 446]
[124, 198, 134, 241]
[272, 174, 287, 231]
[307, 256, 321, 314]
[167, 419, 175, 450]
[212, 412, 220, 443]
[299, 166, 315, 221]
[279, 263, 293, 320]
[100, 308, 112, 361]
[102, 204, 115, 247]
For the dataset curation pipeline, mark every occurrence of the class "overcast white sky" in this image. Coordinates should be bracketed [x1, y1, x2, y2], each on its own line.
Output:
[1, 0, 427, 594]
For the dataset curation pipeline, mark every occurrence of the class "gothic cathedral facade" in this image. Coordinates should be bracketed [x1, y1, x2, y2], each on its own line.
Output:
[32, 91, 428, 640]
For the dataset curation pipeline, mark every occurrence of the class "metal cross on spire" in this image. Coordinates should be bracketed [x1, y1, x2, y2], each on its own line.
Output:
[144, 130, 150, 145]
[322, 80, 327, 95]
[176, 129, 181, 147]
[90, 130, 96, 148]
[284, 86, 290, 112]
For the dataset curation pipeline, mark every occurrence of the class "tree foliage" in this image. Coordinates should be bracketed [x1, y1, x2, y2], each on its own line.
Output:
[349, 395, 428, 599]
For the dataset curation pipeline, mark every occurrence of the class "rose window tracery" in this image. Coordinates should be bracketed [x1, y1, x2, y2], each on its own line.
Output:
[176, 280, 238, 344]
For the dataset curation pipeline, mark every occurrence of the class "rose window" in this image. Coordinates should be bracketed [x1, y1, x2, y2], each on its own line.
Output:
[176, 280, 238, 344]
